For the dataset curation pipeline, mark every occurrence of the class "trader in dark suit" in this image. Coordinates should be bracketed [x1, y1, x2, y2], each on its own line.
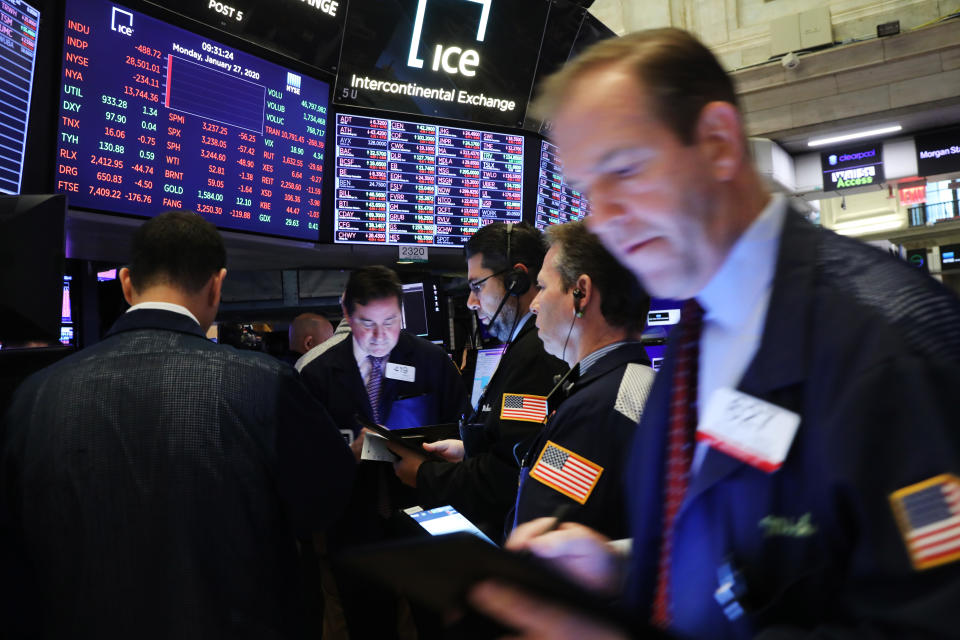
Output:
[470, 29, 960, 639]
[390, 222, 567, 538]
[510, 221, 654, 541]
[299, 265, 468, 640]
[0, 211, 355, 639]
[299, 265, 468, 440]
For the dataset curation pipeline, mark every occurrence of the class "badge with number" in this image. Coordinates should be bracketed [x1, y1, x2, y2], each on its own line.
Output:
[385, 362, 416, 382]
[696, 388, 800, 473]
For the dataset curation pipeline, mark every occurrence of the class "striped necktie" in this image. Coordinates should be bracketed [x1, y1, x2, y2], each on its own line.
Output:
[651, 299, 704, 629]
[366, 355, 386, 423]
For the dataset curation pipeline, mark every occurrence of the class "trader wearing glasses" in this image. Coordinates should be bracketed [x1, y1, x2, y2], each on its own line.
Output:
[391, 221, 567, 540]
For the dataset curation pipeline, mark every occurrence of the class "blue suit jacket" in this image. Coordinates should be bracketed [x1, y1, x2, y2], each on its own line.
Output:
[626, 211, 960, 638]
[1, 309, 355, 639]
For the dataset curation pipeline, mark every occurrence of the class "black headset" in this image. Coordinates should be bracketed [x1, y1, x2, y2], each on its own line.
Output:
[503, 222, 531, 296]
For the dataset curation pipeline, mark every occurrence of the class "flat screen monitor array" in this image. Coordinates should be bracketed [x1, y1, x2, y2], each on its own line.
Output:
[54, 0, 330, 241]
[334, 112, 523, 246]
[534, 139, 589, 230]
[40, 0, 584, 247]
[0, 0, 40, 195]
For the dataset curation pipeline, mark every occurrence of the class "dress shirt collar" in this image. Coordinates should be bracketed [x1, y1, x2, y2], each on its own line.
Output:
[511, 311, 533, 343]
[578, 340, 631, 375]
[697, 193, 787, 328]
[352, 334, 391, 368]
[126, 301, 200, 327]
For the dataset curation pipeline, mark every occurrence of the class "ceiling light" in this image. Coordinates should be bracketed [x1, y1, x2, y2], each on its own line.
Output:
[808, 125, 902, 148]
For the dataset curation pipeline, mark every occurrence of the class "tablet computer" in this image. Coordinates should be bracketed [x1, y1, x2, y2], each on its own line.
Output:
[338, 532, 644, 633]
[403, 505, 497, 546]
[353, 414, 445, 462]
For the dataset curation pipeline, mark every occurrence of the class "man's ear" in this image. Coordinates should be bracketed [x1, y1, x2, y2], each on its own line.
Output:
[119, 267, 136, 305]
[208, 268, 227, 308]
[695, 101, 745, 182]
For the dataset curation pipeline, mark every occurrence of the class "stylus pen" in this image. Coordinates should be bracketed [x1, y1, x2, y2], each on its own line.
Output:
[543, 503, 576, 533]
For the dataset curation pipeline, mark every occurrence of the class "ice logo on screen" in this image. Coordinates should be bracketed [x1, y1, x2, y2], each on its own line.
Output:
[286, 72, 302, 95]
[828, 154, 838, 166]
[406, 0, 489, 77]
[111, 7, 134, 36]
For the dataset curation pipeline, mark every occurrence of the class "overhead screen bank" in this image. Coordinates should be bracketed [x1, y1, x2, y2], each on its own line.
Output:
[14, 0, 613, 251]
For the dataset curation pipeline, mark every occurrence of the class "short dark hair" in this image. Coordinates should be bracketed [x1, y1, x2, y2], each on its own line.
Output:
[465, 221, 547, 281]
[129, 210, 226, 294]
[342, 265, 403, 315]
[545, 221, 650, 334]
[535, 28, 738, 145]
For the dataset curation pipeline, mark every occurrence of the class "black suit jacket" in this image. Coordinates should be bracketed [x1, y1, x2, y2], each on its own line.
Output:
[299, 330, 469, 435]
[625, 210, 960, 638]
[416, 316, 568, 537]
[1, 309, 355, 640]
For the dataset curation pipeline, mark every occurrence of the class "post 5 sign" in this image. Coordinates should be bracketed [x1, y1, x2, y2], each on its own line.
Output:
[407, 0, 489, 77]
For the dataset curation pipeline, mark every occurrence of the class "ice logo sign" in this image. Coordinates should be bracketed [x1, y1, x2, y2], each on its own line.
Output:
[111, 6, 134, 36]
[406, 0, 490, 77]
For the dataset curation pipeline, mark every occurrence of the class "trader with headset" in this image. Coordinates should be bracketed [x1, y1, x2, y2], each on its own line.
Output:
[508, 221, 654, 540]
[391, 221, 567, 539]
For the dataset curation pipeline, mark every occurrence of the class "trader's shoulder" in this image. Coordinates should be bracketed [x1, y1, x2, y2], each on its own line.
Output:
[814, 225, 960, 365]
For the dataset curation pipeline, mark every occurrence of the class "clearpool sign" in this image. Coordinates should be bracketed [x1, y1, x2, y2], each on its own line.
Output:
[821, 143, 884, 191]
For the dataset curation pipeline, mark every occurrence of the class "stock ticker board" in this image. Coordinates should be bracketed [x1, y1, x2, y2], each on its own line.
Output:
[0, 0, 40, 195]
[535, 139, 589, 230]
[334, 112, 523, 246]
[55, 0, 330, 241]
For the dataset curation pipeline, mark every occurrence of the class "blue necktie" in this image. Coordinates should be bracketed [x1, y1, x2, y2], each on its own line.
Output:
[366, 355, 386, 423]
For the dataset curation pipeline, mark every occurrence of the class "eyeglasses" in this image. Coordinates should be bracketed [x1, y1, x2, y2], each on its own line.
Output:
[467, 268, 509, 294]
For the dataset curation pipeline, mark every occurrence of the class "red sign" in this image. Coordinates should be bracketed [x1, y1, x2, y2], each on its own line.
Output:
[900, 184, 927, 207]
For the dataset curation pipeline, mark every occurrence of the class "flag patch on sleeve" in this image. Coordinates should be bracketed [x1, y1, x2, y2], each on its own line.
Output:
[500, 393, 548, 423]
[529, 440, 603, 504]
[889, 474, 960, 570]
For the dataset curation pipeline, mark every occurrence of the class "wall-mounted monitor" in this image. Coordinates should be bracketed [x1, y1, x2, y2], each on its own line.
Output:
[334, 112, 523, 246]
[0, 0, 40, 195]
[916, 127, 960, 177]
[820, 143, 884, 192]
[535, 139, 588, 230]
[334, 0, 550, 127]
[941, 243, 960, 271]
[55, 0, 330, 241]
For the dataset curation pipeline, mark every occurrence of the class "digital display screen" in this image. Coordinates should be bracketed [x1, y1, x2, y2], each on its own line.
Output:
[535, 139, 589, 230]
[941, 243, 960, 271]
[820, 143, 884, 192]
[916, 127, 960, 177]
[0, 0, 40, 195]
[335, 0, 549, 127]
[334, 112, 523, 246]
[470, 345, 505, 409]
[55, 0, 330, 241]
[407, 505, 496, 545]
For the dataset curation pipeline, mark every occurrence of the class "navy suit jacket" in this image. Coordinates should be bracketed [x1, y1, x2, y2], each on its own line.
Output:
[1, 309, 355, 639]
[626, 211, 960, 638]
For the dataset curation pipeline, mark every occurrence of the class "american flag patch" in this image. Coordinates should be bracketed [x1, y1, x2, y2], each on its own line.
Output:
[529, 440, 603, 504]
[500, 393, 548, 423]
[890, 474, 960, 570]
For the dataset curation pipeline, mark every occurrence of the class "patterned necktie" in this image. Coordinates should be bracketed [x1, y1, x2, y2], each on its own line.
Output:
[651, 299, 704, 629]
[366, 355, 386, 423]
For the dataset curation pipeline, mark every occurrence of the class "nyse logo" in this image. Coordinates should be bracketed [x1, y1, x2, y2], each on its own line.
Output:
[406, 0, 490, 77]
[111, 6, 134, 36]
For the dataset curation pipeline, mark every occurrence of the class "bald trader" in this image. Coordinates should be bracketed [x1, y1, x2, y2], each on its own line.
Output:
[289, 313, 334, 357]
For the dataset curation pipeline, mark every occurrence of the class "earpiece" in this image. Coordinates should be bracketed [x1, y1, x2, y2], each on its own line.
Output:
[503, 222, 531, 296]
[572, 288, 584, 317]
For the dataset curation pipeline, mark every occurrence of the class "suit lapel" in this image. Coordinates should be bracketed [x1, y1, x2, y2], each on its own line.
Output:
[330, 337, 375, 422]
[682, 210, 817, 508]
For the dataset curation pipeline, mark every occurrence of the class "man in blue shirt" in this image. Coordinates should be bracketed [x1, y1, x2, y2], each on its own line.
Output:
[470, 28, 960, 639]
